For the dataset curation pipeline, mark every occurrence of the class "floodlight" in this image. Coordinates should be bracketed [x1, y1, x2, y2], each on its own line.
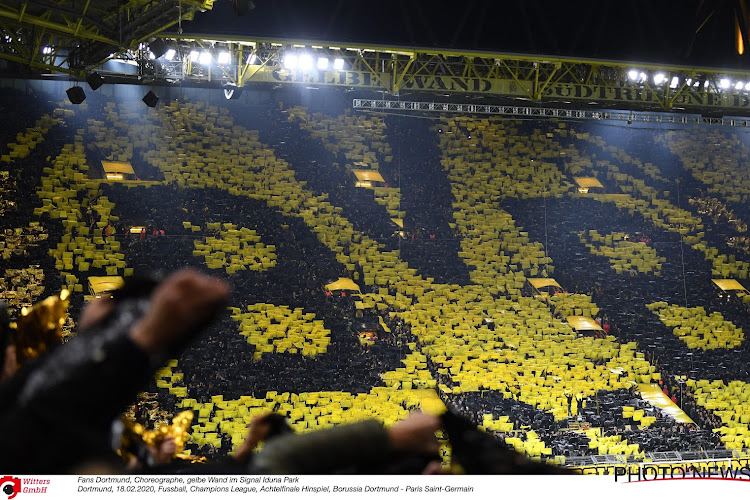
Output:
[628, 69, 638, 80]
[247, 53, 257, 64]
[670, 76, 679, 89]
[199, 52, 212, 65]
[639, 72, 647, 81]
[720, 78, 730, 89]
[653, 73, 666, 85]
[317, 57, 329, 70]
[42, 46, 52, 55]
[283, 53, 297, 69]
[736, 81, 744, 90]
[745, 82, 750, 91]
[299, 54, 313, 70]
[164, 49, 176, 61]
[333, 58, 345, 70]
[704, 80, 710, 88]
[190, 51, 199, 62]
[218, 51, 231, 65]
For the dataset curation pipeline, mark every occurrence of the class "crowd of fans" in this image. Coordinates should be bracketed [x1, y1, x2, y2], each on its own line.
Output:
[2, 87, 750, 473]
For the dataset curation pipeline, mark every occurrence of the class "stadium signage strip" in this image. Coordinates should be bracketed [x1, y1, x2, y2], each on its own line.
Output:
[352, 99, 750, 128]
[252, 67, 750, 111]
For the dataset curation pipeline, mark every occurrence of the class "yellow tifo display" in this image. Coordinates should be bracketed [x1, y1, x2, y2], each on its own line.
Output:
[232, 304, 330, 359]
[0, 223, 48, 260]
[31, 140, 130, 288]
[576, 230, 665, 275]
[545, 293, 600, 319]
[688, 379, 750, 450]
[155, 355, 445, 449]
[288, 106, 403, 220]
[92, 101, 667, 458]
[550, 121, 750, 281]
[1, 114, 59, 163]
[659, 128, 750, 205]
[191, 223, 276, 274]
[647, 302, 745, 350]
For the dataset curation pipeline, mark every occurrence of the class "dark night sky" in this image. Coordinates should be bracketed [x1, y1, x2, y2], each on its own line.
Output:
[176, 0, 748, 69]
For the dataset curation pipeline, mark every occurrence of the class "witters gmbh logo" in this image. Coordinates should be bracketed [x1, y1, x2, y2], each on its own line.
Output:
[0, 477, 21, 499]
[614, 464, 750, 482]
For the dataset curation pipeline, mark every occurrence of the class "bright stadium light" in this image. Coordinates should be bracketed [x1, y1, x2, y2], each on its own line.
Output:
[282, 53, 297, 69]
[333, 58, 345, 70]
[704, 80, 710, 88]
[639, 72, 647, 81]
[317, 57, 329, 70]
[299, 53, 314, 70]
[246, 53, 257, 64]
[628, 69, 638, 80]
[190, 50, 199, 62]
[736, 81, 744, 90]
[720, 78, 731, 89]
[199, 51, 212, 65]
[164, 49, 176, 61]
[745, 82, 750, 91]
[218, 51, 231, 65]
[670, 76, 679, 88]
[653, 73, 666, 85]
[42, 46, 53, 55]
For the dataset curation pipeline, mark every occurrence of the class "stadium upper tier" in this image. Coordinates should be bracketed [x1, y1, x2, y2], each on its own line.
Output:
[2, 83, 750, 472]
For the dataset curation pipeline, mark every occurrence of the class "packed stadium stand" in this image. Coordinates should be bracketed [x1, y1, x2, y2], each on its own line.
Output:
[3, 78, 750, 474]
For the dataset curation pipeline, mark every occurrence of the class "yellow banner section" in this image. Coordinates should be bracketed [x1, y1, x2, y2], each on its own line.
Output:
[245, 66, 750, 110]
[638, 383, 694, 424]
[246, 67, 389, 90]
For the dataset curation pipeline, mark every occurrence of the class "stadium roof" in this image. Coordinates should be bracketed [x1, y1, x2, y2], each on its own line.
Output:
[183, 0, 750, 70]
[5, 1, 750, 115]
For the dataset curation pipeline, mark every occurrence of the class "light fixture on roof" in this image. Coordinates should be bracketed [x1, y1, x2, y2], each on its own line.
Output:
[704, 80, 710, 88]
[66, 86, 86, 105]
[720, 78, 731, 89]
[224, 87, 242, 100]
[246, 53, 257, 64]
[218, 51, 231, 65]
[199, 51, 212, 65]
[653, 73, 666, 85]
[639, 72, 647, 81]
[333, 58, 345, 70]
[164, 49, 176, 61]
[86, 72, 104, 91]
[42, 46, 53, 55]
[149, 39, 168, 59]
[317, 57, 329, 70]
[299, 53, 314, 70]
[189, 50, 199, 62]
[142, 90, 159, 108]
[745, 82, 750, 91]
[282, 53, 297, 69]
[670, 76, 679, 89]
[628, 69, 638, 81]
[736, 81, 744, 90]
